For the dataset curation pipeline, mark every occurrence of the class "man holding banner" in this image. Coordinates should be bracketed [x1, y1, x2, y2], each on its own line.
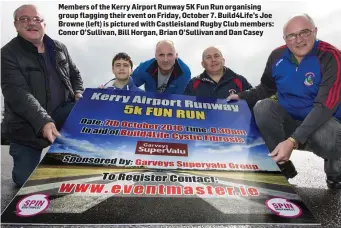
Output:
[228, 14, 341, 189]
[1, 4, 84, 187]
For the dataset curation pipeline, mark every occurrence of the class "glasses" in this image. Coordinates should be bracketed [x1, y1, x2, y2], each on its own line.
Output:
[15, 16, 44, 24]
[285, 28, 314, 41]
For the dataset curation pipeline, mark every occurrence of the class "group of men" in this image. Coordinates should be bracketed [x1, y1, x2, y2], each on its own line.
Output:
[1, 4, 341, 190]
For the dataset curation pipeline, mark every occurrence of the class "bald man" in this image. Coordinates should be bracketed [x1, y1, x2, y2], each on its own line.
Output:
[184, 46, 252, 99]
[227, 14, 341, 189]
[131, 40, 191, 94]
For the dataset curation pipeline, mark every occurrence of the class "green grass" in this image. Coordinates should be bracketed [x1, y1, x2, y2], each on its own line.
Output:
[29, 165, 145, 180]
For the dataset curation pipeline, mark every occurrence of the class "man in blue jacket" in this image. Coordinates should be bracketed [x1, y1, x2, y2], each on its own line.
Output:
[100, 52, 143, 92]
[131, 40, 191, 94]
[228, 14, 341, 189]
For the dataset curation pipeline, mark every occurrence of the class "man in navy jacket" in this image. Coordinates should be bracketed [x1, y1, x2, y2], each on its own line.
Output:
[131, 40, 191, 94]
[184, 46, 252, 99]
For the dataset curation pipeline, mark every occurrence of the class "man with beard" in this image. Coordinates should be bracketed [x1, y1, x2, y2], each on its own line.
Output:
[1, 4, 84, 187]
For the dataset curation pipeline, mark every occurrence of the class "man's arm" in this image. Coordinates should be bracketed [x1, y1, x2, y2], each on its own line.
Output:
[131, 64, 145, 87]
[240, 76, 253, 90]
[238, 53, 277, 107]
[183, 79, 195, 96]
[62, 43, 84, 94]
[175, 69, 191, 94]
[291, 52, 341, 144]
[1, 48, 54, 135]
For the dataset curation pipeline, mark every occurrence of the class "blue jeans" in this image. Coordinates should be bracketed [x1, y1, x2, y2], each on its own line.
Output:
[8, 100, 75, 187]
[9, 142, 42, 187]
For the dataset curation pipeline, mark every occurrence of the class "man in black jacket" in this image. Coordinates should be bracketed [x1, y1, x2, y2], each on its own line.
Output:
[184, 46, 252, 99]
[1, 4, 84, 187]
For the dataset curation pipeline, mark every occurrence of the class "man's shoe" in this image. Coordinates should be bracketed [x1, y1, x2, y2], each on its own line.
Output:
[326, 178, 341, 189]
[324, 158, 341, 189]
[278, 160, 298, 179]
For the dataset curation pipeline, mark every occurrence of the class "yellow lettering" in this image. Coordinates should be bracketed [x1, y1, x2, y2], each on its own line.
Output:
[145, 107, 173, 117]
[176, 110, 205, 120]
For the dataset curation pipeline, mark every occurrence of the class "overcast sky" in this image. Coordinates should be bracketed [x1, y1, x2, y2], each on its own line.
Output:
[1, 0, 341, 89]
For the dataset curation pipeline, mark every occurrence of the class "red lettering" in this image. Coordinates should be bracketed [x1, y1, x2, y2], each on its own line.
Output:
[145, 185, 157, 195]
[111, 185, 121, 194]
[215, 187, 225, 195]
[183, 186, 194, 195]
[226, 187, 234, 195]
[248, 187, 259, 196]
[23, 200, 31, 207]
[123, 185, 133, 194]
[74, 184, 90, 192]
[90, 184, 105, 193]
[134, 185, 144, 194]
[196, 187, 205, 195]
[206, 185, 214, 195]
[159, 184, 165, 195]
[240, 186, 247, 196]
[59, 183, 75, 193]
[36, 201, 44, 207]
[29, 200, 37, 206]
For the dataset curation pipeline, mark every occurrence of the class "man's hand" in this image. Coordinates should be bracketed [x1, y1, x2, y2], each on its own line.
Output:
[226, 94, 240, 101]
[268, 139, 295, 164]
[42, 122, 60, 143]
[75, 93, 83, 101]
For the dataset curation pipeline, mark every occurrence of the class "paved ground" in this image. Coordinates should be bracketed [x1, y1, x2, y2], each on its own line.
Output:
[1, 145, 340, 228]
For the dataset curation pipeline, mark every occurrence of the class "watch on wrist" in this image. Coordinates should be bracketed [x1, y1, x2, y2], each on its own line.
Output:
[288, 137, 298, 149]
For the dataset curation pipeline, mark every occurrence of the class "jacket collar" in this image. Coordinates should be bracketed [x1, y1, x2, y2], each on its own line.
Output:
[283, 39, 320, 61]
[17, 34, 55, 53]
[104, 77, 136, 90]
[199, 67, 235, 84]
[146, 58, 183, 78]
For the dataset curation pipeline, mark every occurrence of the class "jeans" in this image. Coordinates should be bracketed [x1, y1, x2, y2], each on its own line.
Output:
[253, 99, 341, 178]
[9, 142, 42, 188]
[51, 100, 75, 131]
[8, 100, 75, 187]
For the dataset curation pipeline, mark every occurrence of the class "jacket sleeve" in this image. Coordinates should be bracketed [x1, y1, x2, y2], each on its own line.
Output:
[1, 47, 54, 135]
[240, 76, 253, 90]
[238, 53, 277, 108]
[291, 51, 341, 144]
[131, 64, 145, 87]
[62, 43, 84, 94]
[183, 79, 195, 96]
[175, 68, 191, 94]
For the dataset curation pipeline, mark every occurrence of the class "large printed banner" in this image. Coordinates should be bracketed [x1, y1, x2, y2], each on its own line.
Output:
[1, 88, 318, 225]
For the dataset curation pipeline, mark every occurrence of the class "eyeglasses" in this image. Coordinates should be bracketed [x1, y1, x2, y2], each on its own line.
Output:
[285, 28, 314, 41]
[15, 16, 44, 23]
